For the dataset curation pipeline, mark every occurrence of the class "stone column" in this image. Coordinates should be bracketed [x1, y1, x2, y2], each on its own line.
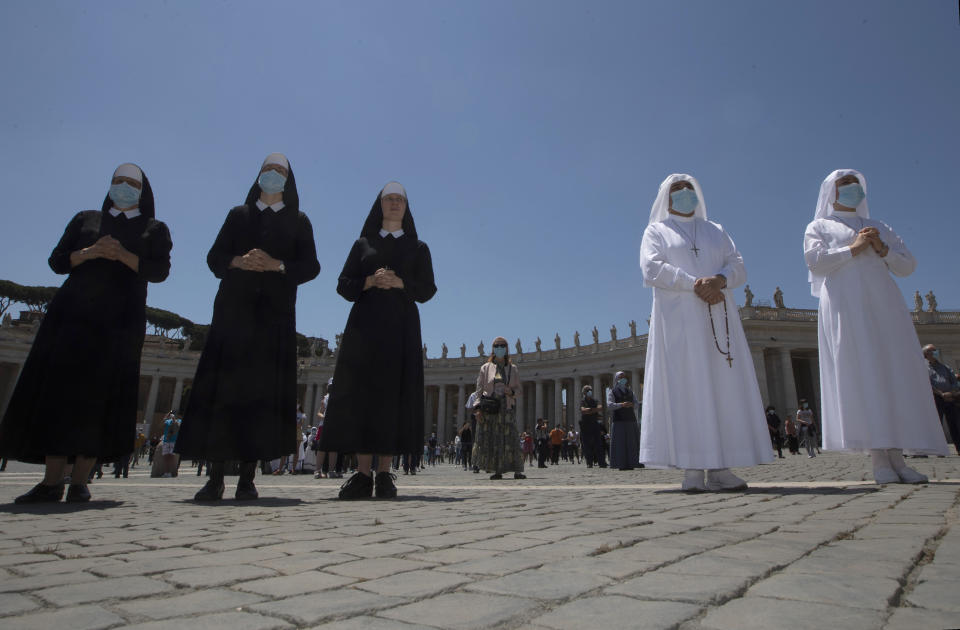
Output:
[751, 347, 769, 406]
[535, 380, 544, 423]
[437, 385, 447, 443]
[170, 377, 185, 415]
[572, 374, 582, 422]
[144, 373, 161, 428]
[312, 383, 325, 424]
[553, 379, 563, 427]
[779, 347, 798, 415]
[514, 381, 524, 430]
[457, 383, 466, 428]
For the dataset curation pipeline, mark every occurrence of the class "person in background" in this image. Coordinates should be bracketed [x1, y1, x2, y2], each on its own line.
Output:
[796, 399, 816, 458]
[766, 406, 784, 459]
[580, 385, 606, 468]
[607, 371, 641, 470]
[472, 337, 526, 480]
[924, 344, 960, 455]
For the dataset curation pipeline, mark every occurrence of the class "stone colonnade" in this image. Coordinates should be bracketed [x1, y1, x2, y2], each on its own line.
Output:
[2, 307, 960, 444]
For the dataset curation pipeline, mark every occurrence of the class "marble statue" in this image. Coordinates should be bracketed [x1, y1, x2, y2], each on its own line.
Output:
[592, 326, 599, 344]
[477, 341, 485, 356]
[773, 287, 785, 309]
[610, 324, 617, 342]
[554, 333, 561, 350]
[914, 291, 923, 313]
[744, 284, 754, 307]
[441, 343, 448, 359]
[515, 338, 523, 354]
[926, 291, 938, 313]
[574, 331, 581, 348]
[535, 337, 542, 352]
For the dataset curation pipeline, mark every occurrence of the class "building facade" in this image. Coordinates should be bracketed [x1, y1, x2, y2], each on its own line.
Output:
[1, 305, 959, 444]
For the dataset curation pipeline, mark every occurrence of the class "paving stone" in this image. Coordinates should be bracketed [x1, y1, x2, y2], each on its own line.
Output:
[121, 611, 292, 630]
[378, 592, 534, 629]
[353, 569, 472, 597]
[308, 615, 436, 629]
[35, 575, 174, 606]
[15, 557, 123, 576]
[253, 552, 357, 575]
[2, 604, 125, 630]
[0, 591, 39, 615]
[747, 572, 900, 611]
[657, 553, 778, 578]
[0, 553, 58, 567]
[699, 596, 885, 630]
[325, 557, 436, 579]
[465, 568, 611, 600]
[530, 595, 701, 630]
[606, 570, 750, 604]
[0, 570, 96, 593]
[904, 579, 960, 612]
[434, 552, 544, 576]
[234, 570, 356, 597]
[249, 589, 406, 625]
[163, 564, 279, 587]
[115, 587, 266, 619]
[883, 607, 960, 630]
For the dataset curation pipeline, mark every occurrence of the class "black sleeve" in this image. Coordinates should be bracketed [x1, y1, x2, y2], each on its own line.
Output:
[47, 212, 86, 274]
[282, 213, 321, 285]
[336, 240, 365, 302]
[402, 241, 437, 304]
[138, 220, 172, 283]
[207, 208, 241, 279]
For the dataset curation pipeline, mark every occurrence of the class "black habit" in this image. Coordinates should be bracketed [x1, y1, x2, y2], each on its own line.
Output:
[320, 192, 436, 455]
[175, 162, 320, 462]
[0, 168, 171, 463]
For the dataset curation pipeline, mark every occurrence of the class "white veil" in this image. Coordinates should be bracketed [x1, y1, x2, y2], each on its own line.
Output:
[808, 169, 870, 296]
[648, 173, 708, 225]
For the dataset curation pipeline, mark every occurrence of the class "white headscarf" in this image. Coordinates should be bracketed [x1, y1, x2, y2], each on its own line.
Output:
[262, 153, 289, 169]
[113, 163, 142, 183]
[813, 169, 870, 221]
[381, 181, 407, 198]
[808, 169, 871, 297]
[648, 173, 708, 225]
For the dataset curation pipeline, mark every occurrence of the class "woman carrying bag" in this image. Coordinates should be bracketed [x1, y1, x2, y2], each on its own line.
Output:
[472, 337, 526, 480]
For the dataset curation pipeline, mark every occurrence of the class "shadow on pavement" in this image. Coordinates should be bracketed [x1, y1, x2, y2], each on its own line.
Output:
[173, 497, 306, 507]
[313, 495, 467, 503]
[652, 486, 881, 496]
[0, 500, 125, 514]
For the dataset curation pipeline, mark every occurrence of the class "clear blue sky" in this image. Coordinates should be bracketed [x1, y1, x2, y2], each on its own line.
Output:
[1, 1, 957, 354]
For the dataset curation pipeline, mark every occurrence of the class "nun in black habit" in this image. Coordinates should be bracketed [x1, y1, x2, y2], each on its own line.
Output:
[175, 153, 320, 501]
[0, 163, 172, 504]
[321, 182, 436, 500]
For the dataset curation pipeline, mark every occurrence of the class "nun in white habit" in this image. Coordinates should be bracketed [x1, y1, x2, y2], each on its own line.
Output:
[639, 174, 773, 491]
[804, 169, 947, 483]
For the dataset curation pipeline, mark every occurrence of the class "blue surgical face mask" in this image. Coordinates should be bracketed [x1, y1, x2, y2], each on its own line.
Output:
[258, 169, 287, 194]
[493, 346, 507, 358]
[109, 182, 141, 208]
[932, 350, 941, 360]
[836, 182, 865, 208]
[617, 378, 628, 387]
[584, 390, 592, 397]
[670, 187, 698, 214]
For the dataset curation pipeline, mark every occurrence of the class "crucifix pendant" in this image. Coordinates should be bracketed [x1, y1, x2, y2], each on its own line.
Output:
[691, 245, 700, 257]
[725, 354, 733, 368]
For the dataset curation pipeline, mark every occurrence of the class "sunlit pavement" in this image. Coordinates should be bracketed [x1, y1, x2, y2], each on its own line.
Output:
[1, 451, 958, 629]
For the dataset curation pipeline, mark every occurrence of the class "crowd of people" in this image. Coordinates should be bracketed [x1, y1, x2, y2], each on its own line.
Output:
[0, 163, 956, 504]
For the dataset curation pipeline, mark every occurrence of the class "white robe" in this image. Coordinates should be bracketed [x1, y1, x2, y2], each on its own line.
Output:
[804, 215, 948, 454]
[639, 218, 774, 469]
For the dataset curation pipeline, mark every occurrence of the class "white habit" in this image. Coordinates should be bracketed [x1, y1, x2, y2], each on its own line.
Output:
[639, 174, 773, 470]
[804, 169, 947, 455]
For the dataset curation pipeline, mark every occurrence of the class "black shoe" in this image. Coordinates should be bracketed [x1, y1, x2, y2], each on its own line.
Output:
[514, 473, 526, 479]
[235, 480, 259, 500]
[194, 479, 225, 501]
[410, 469, 416, 476]
[490, 473, 502, 480]
[375, 472, 398, 499]
[338, 472, 373, 500]
[65, 484, 91, 503]
[15, 482, 65, 504]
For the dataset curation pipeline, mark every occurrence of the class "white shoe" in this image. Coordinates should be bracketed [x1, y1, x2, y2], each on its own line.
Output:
[888, 449, 929, 484]
[705, 468, 747, 492]
[681, 469, 706, 492]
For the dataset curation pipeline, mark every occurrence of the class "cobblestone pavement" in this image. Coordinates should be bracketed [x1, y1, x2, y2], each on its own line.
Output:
[1, 451, 959, 629]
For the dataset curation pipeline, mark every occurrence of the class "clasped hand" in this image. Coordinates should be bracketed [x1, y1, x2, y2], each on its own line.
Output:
[852, 227, 888, 257]
[365, 268, 404, 290]
[694, 275, 726, 305]
[84, 235, 129, 262]
[232, 248, 282, 272]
